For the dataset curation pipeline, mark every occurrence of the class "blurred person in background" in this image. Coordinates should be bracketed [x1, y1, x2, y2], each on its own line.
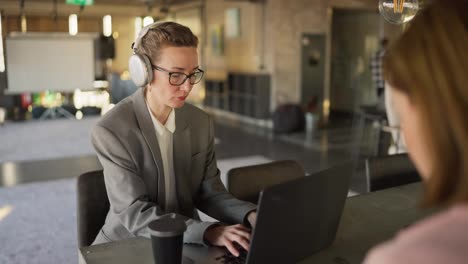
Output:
[370, 38, 388, 102]
[371, 38, 406, 154]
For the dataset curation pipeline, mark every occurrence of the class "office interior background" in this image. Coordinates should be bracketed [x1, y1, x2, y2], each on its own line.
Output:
[0, 0, 425, 263]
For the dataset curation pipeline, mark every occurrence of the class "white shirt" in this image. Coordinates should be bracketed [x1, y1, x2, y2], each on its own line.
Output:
[146, 102, 178, 212]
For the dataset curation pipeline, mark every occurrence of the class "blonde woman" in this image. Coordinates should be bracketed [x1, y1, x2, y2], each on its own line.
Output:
[364, 0, 468, 263]
[91, 22, 256, 257]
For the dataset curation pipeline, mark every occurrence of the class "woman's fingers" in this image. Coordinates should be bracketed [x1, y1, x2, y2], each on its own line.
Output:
[233, 224, 251, 232]
[233, 236, 250, 251]
[223, 239, 240, 257]
[231, 228, 251, 242]
[205, 224, 253, 256]
[225, 228, 250, 252]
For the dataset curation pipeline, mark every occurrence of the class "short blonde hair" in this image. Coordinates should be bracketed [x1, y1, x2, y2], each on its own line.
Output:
[383, 0, 468, 206]
[135, 21, 198, 63]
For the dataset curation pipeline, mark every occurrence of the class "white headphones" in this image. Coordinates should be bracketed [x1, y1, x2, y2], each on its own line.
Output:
[128, 22, 161, 87]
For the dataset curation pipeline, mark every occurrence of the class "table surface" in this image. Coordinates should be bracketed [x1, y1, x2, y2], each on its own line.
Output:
[79, 183, 433, 264]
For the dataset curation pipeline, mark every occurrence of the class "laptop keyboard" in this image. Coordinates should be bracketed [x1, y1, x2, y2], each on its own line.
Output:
[215, 245, 248, 264]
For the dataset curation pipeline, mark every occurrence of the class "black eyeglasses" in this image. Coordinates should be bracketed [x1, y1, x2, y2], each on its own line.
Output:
[151, 64, 205, 86]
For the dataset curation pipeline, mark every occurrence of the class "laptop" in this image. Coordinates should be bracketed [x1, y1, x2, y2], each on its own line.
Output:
[183, 162, 351, 264]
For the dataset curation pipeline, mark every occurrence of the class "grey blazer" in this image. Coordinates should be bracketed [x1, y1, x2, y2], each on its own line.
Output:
[91, 88, 256, 245]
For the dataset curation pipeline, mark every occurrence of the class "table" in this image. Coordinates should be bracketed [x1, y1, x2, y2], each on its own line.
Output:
[298, 183, 433, 264]
[79, 183, 433, 264]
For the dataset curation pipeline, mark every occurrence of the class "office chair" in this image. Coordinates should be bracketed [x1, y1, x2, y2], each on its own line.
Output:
[351, 104, 388, 160]
[77, 170, 109, 247]
[226, 160, 305, 204]
[365, 153, 421, 192]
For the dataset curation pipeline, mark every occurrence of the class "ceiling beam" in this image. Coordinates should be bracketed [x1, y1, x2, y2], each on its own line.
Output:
[0, 0, 202, 17]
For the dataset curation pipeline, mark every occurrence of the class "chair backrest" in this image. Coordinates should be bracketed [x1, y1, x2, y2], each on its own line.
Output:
[365, 153, 421, 192]
[77, 170, 109, 247]
[226, 160, 305, 204]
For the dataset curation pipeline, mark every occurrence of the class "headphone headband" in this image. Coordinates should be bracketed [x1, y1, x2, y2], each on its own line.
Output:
[132, 21, 162, 52]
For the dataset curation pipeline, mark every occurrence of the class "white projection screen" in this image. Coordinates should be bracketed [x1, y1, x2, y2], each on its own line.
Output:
[5, 33, 95, 94]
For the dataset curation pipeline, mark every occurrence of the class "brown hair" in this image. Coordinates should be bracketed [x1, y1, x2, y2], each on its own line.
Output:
[383, 0, 468, 206]
[135, 21, 198, 63]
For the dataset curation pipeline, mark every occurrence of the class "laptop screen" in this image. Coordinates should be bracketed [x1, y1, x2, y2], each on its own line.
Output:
[246, 162, 351, 263]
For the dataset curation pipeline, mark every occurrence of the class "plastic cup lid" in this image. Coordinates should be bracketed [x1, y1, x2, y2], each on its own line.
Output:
[148, 215, 187, 237]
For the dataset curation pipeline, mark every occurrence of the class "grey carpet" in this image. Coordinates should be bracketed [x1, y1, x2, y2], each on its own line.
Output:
[0, 117, 100, 163]
[0, 156, 273, 264]
[0, 178, 77, 264]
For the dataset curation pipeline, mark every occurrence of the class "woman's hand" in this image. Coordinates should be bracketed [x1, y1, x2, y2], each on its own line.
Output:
[204, 224, 252, 257]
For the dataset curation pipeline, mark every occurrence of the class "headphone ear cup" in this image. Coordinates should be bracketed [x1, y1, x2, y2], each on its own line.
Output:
[141, 54, 154, 84]
[128, 54, 153, 87]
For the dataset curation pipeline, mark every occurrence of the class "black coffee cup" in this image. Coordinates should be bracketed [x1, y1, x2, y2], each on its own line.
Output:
[148, 215, 187, 264]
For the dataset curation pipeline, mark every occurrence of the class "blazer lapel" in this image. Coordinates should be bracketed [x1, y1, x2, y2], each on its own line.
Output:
[131, 89, 165, 207]
[173, 107, 192, 214]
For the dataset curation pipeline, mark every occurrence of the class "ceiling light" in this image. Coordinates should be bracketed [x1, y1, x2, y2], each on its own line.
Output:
[69, 14, 78, 35]
[379, 0, 419, 24]
[135, 17, 143, 39]
[20, 14, 27, 33]
[0, 12, 5, 72]
[143, 16, 154, 27]
[103, 15, 112, 37]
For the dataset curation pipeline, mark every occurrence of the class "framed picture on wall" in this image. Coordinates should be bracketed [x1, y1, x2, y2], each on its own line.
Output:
[210, 24, 224, 56]
[225, 8, 241, 38]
